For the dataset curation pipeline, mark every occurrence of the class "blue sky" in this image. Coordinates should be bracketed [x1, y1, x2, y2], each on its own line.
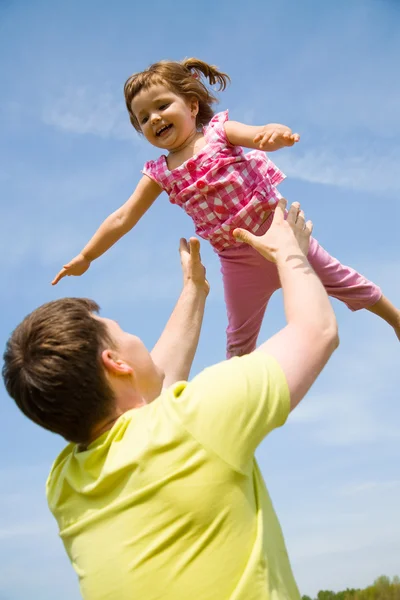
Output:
[1, 0, 400, 597]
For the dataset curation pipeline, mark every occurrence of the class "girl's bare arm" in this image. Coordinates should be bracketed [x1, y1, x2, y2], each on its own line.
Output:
[52, 175, 162, 285]
[224, 120, 300, 152]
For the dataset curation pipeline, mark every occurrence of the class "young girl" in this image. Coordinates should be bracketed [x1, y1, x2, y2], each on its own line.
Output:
[52, 58, 400, 356]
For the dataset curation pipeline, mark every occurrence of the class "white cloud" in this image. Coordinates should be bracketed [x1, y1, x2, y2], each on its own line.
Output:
[278, 148, 400, 195]
[338, 479, 400, 497]
[288, 315, 400, 446]
[0, 522, 52, 539]
[275, 2, 400, 140]
[286, 482, 400, 595]
[41, 86, 143, 143]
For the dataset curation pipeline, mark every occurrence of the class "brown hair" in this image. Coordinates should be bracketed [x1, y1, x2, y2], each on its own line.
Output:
[124, 58, 230, 133]
[2, 298, 115, 445]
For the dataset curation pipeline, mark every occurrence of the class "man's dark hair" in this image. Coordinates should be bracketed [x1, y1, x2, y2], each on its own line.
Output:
[2, 298, 115, 444]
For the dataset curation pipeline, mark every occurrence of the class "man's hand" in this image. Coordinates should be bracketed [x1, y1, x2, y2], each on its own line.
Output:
[179, 237, 210, 296]
[253, 124, 300, 152]
[233, 198, 313, 262]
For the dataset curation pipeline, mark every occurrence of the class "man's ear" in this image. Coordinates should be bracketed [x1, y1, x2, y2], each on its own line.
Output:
[101, 349, 134, 375]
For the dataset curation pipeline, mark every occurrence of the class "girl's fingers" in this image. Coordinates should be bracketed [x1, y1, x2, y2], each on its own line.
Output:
[269, 131, 278, 144]
[51, 268, 66, 285]
[258, 135, 268, 148]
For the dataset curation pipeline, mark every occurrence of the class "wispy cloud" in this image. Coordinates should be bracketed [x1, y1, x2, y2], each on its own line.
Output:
[0, 522, 52, 539]
[276, 456, 400, 595]
[338, 479, 400, 497]
[288, 323, 400, 446]
[41, 86, 142, 143]
[278, 148, 400, 195]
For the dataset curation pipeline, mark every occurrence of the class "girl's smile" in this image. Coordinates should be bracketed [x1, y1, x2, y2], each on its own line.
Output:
[131, 83, 199, 152]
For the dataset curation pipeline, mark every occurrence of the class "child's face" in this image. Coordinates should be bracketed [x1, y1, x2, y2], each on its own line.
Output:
[131, 83, 198, 151]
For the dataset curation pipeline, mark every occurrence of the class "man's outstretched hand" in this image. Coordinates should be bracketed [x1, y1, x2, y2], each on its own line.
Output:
[233, 198, 313, 263]
[179, 237, 210, 297]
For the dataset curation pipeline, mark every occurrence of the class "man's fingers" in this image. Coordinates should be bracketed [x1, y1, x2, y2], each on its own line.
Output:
[189, 237, 201, 261]
[296, 209, 305, 230]
[305, 220, 313, 237]
[232, 228, 259, 247]
[179, 238, 189, 257]
[272, 197, 287, 224]
[286, 202, 301, 226]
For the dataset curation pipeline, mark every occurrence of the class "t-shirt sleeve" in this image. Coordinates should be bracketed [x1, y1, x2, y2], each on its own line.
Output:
[168, 353, 290, 474]
[204, 110, 232, 146]
[142, 158, 165, 189]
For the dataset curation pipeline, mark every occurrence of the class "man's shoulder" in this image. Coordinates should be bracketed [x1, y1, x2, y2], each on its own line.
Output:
[46, 442, 76, 509]
[165, 353, 287, 415]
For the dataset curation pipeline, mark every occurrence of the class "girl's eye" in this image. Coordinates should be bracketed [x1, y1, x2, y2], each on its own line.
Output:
[159, 103, 169, 110]
[141, 116, 149, 125]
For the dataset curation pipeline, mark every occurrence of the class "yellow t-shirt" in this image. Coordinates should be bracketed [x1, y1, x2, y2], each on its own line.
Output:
[47, 353, 300, 600]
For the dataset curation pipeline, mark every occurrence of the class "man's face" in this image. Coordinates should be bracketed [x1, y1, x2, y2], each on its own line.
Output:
[97, 316, 165, 403]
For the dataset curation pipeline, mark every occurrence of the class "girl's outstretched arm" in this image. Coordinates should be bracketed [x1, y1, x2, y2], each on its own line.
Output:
[51, 175, 162, 285]
[224, 120, 300, 152]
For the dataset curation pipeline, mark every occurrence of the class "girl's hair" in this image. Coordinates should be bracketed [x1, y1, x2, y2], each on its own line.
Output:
[124, 58, 230, 133]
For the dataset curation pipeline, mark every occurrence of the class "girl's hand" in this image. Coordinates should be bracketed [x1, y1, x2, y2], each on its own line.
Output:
[51, 253, 91, 285]
[253, 124, 300, 152]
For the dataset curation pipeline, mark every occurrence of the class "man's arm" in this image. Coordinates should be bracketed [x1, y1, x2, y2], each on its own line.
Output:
[234, 200, 339, 412]
[150, 238, 209, 387]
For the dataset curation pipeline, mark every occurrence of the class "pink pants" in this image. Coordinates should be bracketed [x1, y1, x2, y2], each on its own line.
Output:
[218, 214, 382, 358]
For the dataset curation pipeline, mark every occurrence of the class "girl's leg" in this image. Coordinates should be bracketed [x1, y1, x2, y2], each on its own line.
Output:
[367, 296, 400, 340]
[219, 244, 280, 358]
[307, 237, 400, 338]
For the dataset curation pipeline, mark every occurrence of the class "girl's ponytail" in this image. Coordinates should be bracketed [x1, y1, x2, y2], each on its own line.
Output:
[181, 58, 230, 91]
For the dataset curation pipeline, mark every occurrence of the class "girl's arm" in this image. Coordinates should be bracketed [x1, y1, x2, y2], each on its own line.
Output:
[224, 120, 300, 152]
[51, 175, 162, 285]
[81, 175, 162, 261]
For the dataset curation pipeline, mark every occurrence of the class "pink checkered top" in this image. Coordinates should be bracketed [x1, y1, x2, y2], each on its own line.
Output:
[142, 110, 285, 252]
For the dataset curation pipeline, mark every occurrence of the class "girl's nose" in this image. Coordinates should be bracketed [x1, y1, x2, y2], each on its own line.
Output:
[151, 112, 161, 124]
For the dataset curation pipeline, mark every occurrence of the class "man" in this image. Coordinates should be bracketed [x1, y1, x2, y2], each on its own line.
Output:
[3, 200, 338, 599]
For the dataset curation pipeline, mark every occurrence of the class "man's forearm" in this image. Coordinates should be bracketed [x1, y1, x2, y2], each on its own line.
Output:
[151, 283, 207, 387]
[258, 240, 339, 411]
[276, 244, 336, 335]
